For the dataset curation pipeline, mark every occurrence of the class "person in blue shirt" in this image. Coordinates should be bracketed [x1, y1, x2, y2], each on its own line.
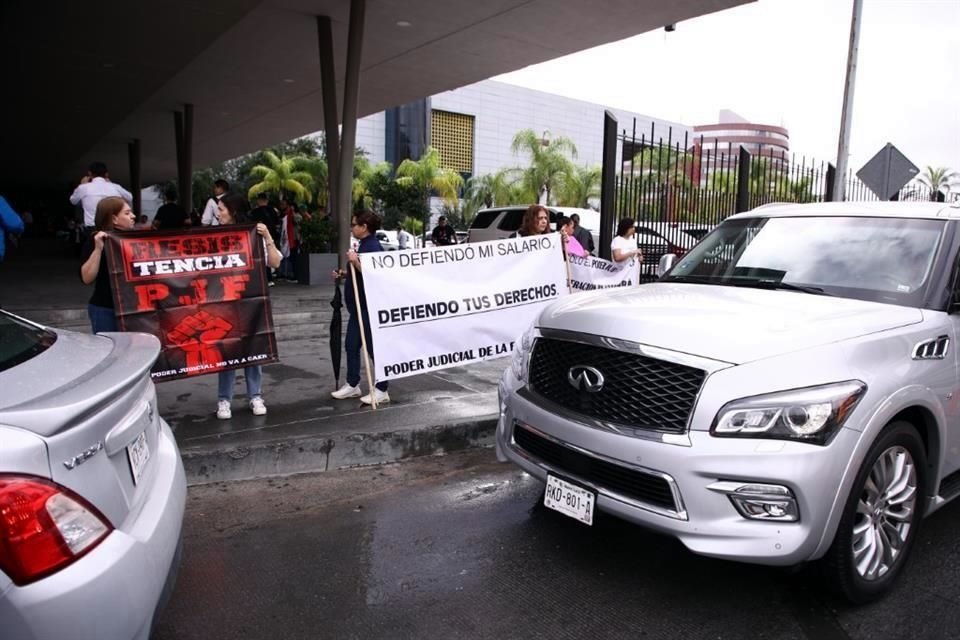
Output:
[330, 209, 390, 405]
[0, 196, 25, 261]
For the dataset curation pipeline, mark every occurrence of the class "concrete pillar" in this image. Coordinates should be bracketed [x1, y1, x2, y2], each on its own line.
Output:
[128, 138, 142, 216]
[317, 15, 341, 259]
[174, 104, 194, 212]
[335, 0, 366, 260]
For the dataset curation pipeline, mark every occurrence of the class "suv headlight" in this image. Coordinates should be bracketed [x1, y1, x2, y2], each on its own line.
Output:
[711, 381, 866, 445]
[510, 324, 537, 382]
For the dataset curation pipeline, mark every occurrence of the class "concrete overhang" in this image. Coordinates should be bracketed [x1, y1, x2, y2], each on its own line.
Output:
[1, 0, 752, 189]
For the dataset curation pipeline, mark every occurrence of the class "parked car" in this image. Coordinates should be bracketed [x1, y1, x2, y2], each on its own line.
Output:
[376, 230, 399, 251]
[467, 206, 600, 249]
[497, 201, 960, 602]
[0, 311, 186, 639]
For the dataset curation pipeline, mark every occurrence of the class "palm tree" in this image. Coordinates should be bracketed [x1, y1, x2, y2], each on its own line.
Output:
[632, 146, 694, 188]
[557, 165, 601, 208]
[352, 158, 392, 209]
[246, 152, 315, 203]
[918, 166, 959, 201]
[396, 147, 464, 240]
[511, 129, 577, 204]
[296, 156, 328, 206]
[464, 169, 525, 211]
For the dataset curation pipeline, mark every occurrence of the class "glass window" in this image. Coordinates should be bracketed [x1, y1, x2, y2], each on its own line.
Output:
[497, 210, 525, 231]
[470, 210, 501, 229]
[0, 312, 57, 372]
[665, 216, 946, 307]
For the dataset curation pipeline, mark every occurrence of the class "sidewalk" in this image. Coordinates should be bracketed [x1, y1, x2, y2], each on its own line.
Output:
[1, 238, 501, 484]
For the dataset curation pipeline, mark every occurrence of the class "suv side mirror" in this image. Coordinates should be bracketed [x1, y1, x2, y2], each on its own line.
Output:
[657, 253, 677, 277]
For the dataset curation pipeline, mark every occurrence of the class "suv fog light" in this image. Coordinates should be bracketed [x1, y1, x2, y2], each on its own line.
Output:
[707, 481, 799, 522]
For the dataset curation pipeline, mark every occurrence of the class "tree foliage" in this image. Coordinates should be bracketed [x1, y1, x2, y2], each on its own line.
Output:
[918, 166, 959, 200]
[510, 129, 577, 205]
[246, 151, 315, 202]
[557, 165, 601, 208]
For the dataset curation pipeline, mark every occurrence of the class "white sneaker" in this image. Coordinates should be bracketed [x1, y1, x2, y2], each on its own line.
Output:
[331, 384, 362, 399]
[250, 396, 267, 415]
[216, 400, 232, 420]
[360, 389, 391, 405]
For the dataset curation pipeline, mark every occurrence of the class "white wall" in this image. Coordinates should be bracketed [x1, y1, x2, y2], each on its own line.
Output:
[356, 111, 386, 165]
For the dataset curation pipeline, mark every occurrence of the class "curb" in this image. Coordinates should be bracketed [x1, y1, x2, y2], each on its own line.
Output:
[180, 416, 499, 485]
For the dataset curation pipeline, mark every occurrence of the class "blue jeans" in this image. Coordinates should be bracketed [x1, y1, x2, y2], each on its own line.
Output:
[218, 366, 263, 401]
[88, 304, 118, 333]
[345, 309, 387, 391]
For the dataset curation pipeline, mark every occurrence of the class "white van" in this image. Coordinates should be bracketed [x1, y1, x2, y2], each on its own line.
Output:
[467, 206, 600, 248]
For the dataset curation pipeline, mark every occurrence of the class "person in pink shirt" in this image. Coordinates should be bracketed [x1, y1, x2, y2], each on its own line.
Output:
[557, 215, 587, 257]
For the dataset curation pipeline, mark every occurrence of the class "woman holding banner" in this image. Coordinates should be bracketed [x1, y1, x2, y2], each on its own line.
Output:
[330, 209, 390, 406]
[557, 216, 587, 258]
[214, 193, 283, 419]
[512, 204, 551, 237]
[611, 218, 643, 265]
[79, 196, 137, 333]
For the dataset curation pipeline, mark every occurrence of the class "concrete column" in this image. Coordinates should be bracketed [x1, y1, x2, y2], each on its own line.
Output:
[335, 0, 366, 260]
[128, 138, 142, 215]
[174, 104, 194, 212]
[317, 15, 341, 259]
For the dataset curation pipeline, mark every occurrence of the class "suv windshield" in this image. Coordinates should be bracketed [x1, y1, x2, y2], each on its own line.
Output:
[0, 312, 57, 372]
[664, 216, 947, 307]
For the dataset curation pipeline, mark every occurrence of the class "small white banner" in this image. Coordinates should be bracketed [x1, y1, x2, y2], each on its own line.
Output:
[359, 234, 568, 381]
[567, 254, 641, 291]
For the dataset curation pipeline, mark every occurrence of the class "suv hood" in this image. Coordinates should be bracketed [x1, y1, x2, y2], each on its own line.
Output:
[538, 283, 924, 365]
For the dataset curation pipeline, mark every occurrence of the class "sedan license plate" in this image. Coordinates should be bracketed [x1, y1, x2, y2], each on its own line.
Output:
[544, 474, 595, 525]
[127, 431, 150, 485]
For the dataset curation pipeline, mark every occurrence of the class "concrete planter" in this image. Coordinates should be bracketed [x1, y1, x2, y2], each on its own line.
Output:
[297, 252, 339, 286]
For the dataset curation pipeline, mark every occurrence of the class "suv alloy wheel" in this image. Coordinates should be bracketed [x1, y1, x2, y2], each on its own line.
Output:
[823, 421, 927, 603]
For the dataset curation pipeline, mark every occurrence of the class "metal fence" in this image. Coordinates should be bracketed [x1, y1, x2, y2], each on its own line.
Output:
[610, 119, 936, 272]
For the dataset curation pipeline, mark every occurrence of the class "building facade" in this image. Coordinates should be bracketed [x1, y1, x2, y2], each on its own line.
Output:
[354, 80, 691, 182]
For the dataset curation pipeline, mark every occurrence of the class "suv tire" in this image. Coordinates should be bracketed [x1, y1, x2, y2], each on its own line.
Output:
[823, 420, 927, 603]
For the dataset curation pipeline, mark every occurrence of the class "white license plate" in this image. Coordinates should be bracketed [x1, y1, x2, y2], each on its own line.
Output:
[544, 473, 595, 525]
[126, 431, 150, 485]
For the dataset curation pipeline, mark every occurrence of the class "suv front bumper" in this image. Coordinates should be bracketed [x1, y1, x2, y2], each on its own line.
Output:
[496, 371, 857, 566]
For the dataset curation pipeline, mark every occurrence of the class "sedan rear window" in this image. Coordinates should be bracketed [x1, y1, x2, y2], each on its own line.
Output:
[0, 313, 57, 372]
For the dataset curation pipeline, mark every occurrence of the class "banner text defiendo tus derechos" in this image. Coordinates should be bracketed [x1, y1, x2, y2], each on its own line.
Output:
[359, 234, 567, 382]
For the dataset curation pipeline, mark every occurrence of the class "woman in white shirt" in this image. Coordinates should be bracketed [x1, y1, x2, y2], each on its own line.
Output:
[611, 218, 642, 264]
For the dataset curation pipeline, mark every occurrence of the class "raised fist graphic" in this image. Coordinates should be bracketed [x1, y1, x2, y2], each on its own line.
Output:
[168, 311, 234, 372]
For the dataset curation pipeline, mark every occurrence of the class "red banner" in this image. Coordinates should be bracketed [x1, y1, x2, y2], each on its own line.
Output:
[105, 225, 279, 382]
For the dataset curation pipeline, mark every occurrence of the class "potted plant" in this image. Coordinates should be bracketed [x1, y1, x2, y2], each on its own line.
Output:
[296, 213, 338, 285]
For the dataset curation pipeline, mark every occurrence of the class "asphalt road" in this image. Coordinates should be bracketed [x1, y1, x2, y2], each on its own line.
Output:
[154, 449, 960, 640]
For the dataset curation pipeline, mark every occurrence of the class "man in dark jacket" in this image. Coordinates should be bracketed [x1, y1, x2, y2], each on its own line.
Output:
[570, 213, 595, 255]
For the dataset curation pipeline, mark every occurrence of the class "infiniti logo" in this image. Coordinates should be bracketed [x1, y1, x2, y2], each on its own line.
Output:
[567, 365, 605, 393]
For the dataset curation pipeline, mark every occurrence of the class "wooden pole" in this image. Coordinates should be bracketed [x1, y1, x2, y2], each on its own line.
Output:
[349, 262, 378, 410]
[561, 232, 573, 294]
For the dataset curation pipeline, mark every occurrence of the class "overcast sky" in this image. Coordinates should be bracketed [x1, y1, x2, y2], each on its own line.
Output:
[495, 0, 959, 176]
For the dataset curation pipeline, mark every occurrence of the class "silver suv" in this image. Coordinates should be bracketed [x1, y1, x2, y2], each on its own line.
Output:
[497, 201, 960, 602]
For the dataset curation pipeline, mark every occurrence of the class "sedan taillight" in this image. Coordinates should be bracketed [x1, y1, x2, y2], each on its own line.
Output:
[0, 475, 112, 585]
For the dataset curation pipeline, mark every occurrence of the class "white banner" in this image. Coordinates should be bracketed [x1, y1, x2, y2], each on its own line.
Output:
[359, 234, 568, 381]
[567, 254, 641, 291]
